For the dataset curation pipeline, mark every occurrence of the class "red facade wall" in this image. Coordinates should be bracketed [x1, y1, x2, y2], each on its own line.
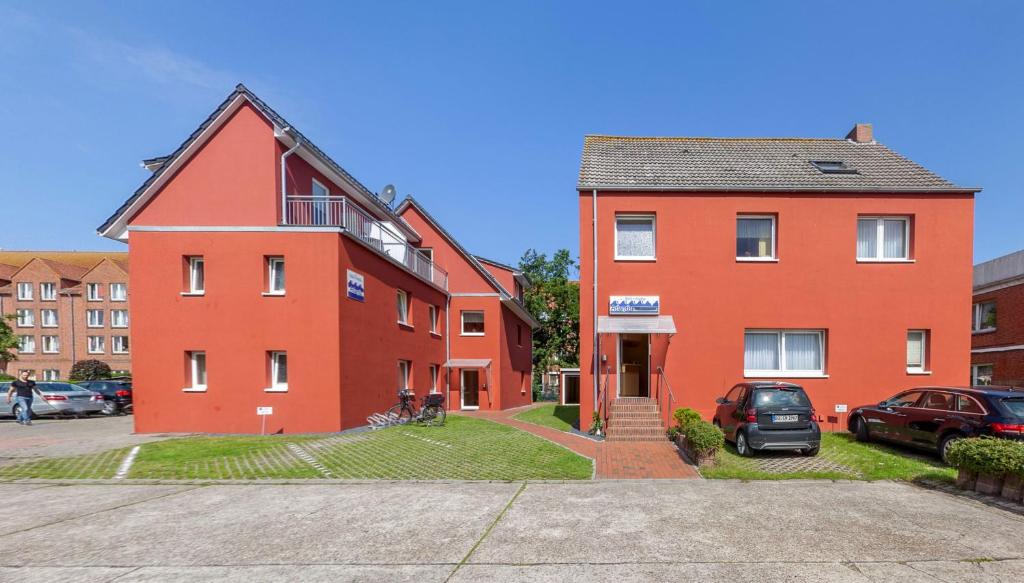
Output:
[971, 281, 1024, 385]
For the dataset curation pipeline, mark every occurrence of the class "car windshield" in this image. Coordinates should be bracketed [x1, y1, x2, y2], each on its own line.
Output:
[1000, 398, 1024, 418]
[753, 388, 810, 407]
[38, 383, 86, 392]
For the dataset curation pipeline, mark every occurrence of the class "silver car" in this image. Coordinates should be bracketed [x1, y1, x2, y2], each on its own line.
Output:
[3, 382, 106, 418]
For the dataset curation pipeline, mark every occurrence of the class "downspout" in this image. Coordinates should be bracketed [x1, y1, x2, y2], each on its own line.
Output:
[69, 293, 77, 366]
[592, 189, 599, 410]
[445, 295, 451, 396]
[279, 128, 302, 224]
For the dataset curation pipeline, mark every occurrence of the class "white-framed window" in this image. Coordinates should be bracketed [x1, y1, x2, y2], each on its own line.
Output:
[87, 283, 102, 301]
[87, 336, 105, 354]
[744, 330, 826, 377]
[188, 351, 207, 390]
[972, 301, 996, 333]
[398, 360, 411, 391]
[268, 351, 287, 390]
[40, 282, 57, 301]
[40, 309, 58, 328]
[42, 369, 59, 381]
[737, 215, 777, 260]
[461, 311, 485, 335]
[87, 309, 104, 328]
[18, 335, 35, 353]
[971, 363, 993, 386]
[15, 309, 34, 327]
[42, 335, 60, 354]
[111, 310, 129, 328]
[267, 257, 285, 294]
[429, 364, 439, 394]
[428, 305, 439, 334]
[906, 330, 928, 373]
[16, 282, 32, 300]
[110, 283, 127, 301]
[112, 336, 130, 354]
[187, 256, 205, 294]
[857, 216, 910, 261]
[397, 290, 410, 325]
[614, 214, 656, 260]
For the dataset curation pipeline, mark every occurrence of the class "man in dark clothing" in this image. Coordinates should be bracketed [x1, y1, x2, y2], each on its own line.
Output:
[6, 371, 35, 425]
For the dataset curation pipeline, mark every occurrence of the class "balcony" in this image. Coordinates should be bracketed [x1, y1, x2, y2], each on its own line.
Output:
[284, 195, 447, 289]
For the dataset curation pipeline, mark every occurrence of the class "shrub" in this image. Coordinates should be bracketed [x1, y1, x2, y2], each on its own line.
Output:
[673, 407, 702, 432]
[69, 359, 112, 381]
[588, 411, 603, 435]
[946, 437, 1024, 477]
[666, 426, 680, 440]
[685, 419, 725, 457]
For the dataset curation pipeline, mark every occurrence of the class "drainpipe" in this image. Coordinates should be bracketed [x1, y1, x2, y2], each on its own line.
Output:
[592, 189, 599, 409]
[279, 128, 302, 224]
[445, 294, 451, 396]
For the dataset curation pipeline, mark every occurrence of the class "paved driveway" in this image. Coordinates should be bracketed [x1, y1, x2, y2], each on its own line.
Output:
[0, 415, 177, 466]
[0, 480, 1021, 581]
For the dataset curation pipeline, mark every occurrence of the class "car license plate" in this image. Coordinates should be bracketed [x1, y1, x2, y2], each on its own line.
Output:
[773, 414, 798, 423]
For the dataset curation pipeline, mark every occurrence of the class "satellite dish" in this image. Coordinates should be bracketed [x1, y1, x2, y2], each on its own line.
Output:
[380, 184, 397, 205]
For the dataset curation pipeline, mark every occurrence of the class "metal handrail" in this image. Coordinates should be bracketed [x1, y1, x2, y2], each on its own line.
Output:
[656, 366, 677, 428]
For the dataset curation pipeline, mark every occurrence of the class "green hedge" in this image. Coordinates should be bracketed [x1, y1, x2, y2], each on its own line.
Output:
[686, 419, 725, 456]
[672, 407, 703, 432]
[946, 437, 1024, 477]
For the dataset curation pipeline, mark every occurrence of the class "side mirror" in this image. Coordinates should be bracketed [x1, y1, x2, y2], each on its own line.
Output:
[715, 397, 726, 405]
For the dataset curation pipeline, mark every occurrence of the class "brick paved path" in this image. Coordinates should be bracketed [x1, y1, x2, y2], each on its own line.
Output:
[460, 405, 699, 479]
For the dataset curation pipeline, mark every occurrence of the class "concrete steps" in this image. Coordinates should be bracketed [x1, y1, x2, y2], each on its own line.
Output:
[606, 397, 667, 442]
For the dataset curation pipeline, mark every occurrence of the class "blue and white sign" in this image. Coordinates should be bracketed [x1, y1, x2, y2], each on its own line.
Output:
[346, 270, 365, 302]
[609, 295, 660, 315]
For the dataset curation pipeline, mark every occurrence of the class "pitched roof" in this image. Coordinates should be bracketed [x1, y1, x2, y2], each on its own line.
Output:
[0, 263, 18, 281]
[578, 135, 978, 192]
[474, 255, 518, 272]
[0, 251, 128, 270]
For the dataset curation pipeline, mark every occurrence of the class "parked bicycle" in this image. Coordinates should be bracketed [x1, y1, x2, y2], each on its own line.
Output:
[386, 389, 446, 426]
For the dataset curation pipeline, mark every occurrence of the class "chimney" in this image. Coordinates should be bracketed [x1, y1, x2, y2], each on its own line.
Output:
[845, 123, 873, 143]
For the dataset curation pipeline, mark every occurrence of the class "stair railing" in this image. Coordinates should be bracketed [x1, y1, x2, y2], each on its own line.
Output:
[656, 366, 677, 428]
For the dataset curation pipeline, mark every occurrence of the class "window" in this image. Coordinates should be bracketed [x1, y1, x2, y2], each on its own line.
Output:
[971, 364, 993, 386]
[40, 309, 58, 328]
[397, 290, 410, 325]
[311, 179, 330, 225]
[40, 282, 57, 301]
[614, 215, 656, 260]
[87, 283, 102, 301]
[267, 257, 285, 294]
[958, 394, 986, 414]
[187, 256, 205, 294]
[429, 364, 439, 394]
[42, 335, 59, 354]
[87, 310, 104, 328]
[736, 216, 776, 260]
[428, 305, 439, 334]
[18, 335, 35, 353]
[16, 282, 32, 300]
[857, 217, 909, 261]
[884, 391, 924, 408]
[188, 351, 207, 390]
[744, 330, 825, 377]
[461, 311, 485, 335]
[111, 310, 129, 328]
[42, 369, 59, 381]
[810, 160, 859, 175]
[398, 360, 411, 390]
[268, 351, 287, 390]
[921, 392, 955, 410]
[87, 336, 105, 354]
[112, 336, 129, 354]
[906, 330, 928, 373]
[15, 309, 34, 327]
[110, 283, 127, 301]
[972, 301, 996, 333]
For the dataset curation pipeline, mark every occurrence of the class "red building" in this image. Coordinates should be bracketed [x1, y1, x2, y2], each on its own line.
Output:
[971, 250, 1024, 386]
[98, 85, 531, 434]
[577, 125, 979, 438]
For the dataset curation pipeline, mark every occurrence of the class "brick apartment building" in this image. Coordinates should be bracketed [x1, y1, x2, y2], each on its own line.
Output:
[0, 251, 131, 379]
[971, 249, 1024, 386]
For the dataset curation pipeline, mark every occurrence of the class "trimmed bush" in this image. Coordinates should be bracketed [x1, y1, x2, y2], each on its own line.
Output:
[69, 359, 112, 381]
[946, 437, 1024, 478]
[673, 407, 702, 432]
[685, 419, 725, 457]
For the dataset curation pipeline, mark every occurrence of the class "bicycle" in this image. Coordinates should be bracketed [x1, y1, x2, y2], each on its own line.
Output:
[386, 389, 446, 426]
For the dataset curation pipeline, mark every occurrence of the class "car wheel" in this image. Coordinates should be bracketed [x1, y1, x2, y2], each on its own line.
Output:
[102, 402, 117, 415]
[939, 434, 962, 465]
[736, 431, 754, 457]
[853, 416, 871, 442]
[801, 445, 820, 456]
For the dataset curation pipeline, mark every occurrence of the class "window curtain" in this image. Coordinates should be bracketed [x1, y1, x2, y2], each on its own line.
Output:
[616, 219, 654, 257]
[744, 333, 779, 370]
[737, 218, 772, 257]
[856, 219, 876, 258]
[883, 220, 906, 258]
[906, 332, 924, 367]
[784, 333, 822, 371]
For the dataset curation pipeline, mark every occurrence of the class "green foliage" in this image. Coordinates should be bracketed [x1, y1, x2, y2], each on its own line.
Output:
[69, 359, 112, 381]
[673, 407, 703, 432]
[0, 314, 19, 364]
[685, 420, 725, 456]
[588, 410, 603, 434]
[518, 249, 580, 375]
[946, 437, 1024, 477]
[666, 426, 680, 440]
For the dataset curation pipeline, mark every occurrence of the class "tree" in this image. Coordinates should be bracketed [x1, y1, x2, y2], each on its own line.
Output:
[70, 359, 112, 381]
[518, 249, 580, 396]
[0, 315, 19, 373]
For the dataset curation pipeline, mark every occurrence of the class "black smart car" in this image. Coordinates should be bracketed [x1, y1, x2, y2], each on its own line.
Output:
[713, 382, 821, 457]
[75, 380, 133, 415]
[848, 386, 1024, 463]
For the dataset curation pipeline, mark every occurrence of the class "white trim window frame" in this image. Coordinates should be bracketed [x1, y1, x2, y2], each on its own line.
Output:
[42, 335, 60, 354]
[614, 214, 656, 261]
[267, 257, 285, 295]
[972, 301, 996, 333]
[743, 329, 827, 378]
[971, 363, 994, 386]
[736, 215, 777, 261]
[112, 336, 129, 354]
[110, 283, 128, 302]
[111, 309, 129, 328]
[398, 360, 411, 391]
[40, 309, 58, 328]
[39, 282, 57, 301]
[188, 351, 207, 391]
[428, 305, 439, 334]
[16, 282, 32, 301]
[461, 310, 485, 336]
[188, 256, 205, 294]
[856, 216, 911, 261]
[429, 364, 439, 394]
[19, 335, 35, 354]
[906, 330, 928, 374]
[42, 369, 59, 381]
[15, 309, 34, 328]
[267, 351, 287, 391]
[397, 289, 410, 325]
[87, 335, 105, 354]
[87, 309, 104, 328]
[87, 283, 103, 301]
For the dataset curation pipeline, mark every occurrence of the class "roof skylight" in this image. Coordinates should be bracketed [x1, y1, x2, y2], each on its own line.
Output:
[810, 160, 859, 175]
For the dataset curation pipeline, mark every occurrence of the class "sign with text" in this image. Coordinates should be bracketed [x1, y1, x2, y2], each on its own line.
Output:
[609, 295, 660, 315]
[346, 270, 365, 302]
[834, 404, 848, 413]
[257, 406, 273, 416]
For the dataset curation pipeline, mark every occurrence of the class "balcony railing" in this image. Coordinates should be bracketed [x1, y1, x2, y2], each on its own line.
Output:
[284, 195, 447, 289]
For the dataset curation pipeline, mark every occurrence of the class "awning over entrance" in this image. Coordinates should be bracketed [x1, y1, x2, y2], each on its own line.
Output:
[443, 358, 492, 368]
[597, 315, 676, 334]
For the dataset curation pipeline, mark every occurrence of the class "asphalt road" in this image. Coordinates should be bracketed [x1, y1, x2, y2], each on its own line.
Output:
[0, 415, 179, 466]
[0, 480, 1021, 582]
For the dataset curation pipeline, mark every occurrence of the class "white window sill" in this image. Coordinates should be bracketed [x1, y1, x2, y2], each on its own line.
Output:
[112, 353, 129, 355]
[856, 259, 915, 264]
[111, 299, 127, 303]
[19, 352, 36, 355]
[111, 326, 128, 329]
[461, 406, 480, 410]
[42, 352, 59, 355]
[614, 257, 657, 262]
[87, 299, 103, 302]
[972, 329, 996, 335]
[460, 333, 485, 337]
[907, 369, 932, 375]
[87, 352, 105, 355]
[182, 387, 207, 393]
[261, 292, 286, 297]
[264, 387, 288, 393]
[744, 372, 829, 379]
[41, 326, 59, 329]
[398, 322, 414, 329]
[736, 257, 779, 263]
[181, 292, 205, 296]
[430, 331, 442, 338]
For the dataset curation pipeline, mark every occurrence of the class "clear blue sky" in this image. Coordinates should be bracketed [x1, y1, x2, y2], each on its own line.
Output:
[1, 1, 1021, 265]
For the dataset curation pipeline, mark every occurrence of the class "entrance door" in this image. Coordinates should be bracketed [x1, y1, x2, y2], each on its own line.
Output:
[563, 374, 580, 405]
[618, 333, 650, 397]
[461, 369, 480, 409]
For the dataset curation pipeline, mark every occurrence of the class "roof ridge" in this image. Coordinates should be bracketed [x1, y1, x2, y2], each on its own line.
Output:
[584, 134, 849, 142]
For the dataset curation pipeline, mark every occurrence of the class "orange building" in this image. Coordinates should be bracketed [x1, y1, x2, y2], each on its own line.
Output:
[577, 125, 979, 438]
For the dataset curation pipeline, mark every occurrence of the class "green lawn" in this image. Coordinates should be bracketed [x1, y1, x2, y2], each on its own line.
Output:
[701, 432, 957, 482]
[513, 403, 580, 432]
[0, 416, 592, 481]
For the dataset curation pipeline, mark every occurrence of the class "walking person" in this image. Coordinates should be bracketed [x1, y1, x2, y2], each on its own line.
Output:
[6, 371, 36, 426]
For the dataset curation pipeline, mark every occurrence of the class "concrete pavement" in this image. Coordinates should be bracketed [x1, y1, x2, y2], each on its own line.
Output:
[0, 480, 1022, 581]
[0, 415, 180, 466]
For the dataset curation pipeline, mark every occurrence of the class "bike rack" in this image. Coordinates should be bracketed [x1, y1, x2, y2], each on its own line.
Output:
[367, 411, 412, 429]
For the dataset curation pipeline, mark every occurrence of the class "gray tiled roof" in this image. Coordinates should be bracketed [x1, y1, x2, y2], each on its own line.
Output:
[578, 135, 977, 192]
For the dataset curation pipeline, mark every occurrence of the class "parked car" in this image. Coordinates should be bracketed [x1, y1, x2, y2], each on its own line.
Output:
[713, 382, 821, 457]
[1, 382, 106, 419]
[75, 380, 133, 415]
[848, 386, 1024, 463]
